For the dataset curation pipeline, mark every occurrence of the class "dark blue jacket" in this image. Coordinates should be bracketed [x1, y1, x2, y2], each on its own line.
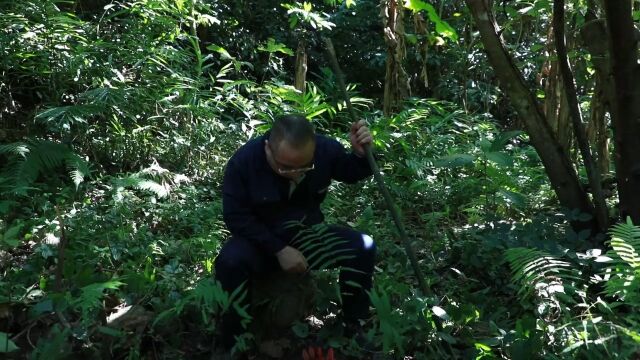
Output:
[222, 133, 372, 254]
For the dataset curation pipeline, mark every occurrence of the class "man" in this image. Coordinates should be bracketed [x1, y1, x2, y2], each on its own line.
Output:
[214, 114, 376, 351]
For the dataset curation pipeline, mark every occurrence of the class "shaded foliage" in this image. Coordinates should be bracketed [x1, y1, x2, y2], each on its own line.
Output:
[1, 0, 639, 359]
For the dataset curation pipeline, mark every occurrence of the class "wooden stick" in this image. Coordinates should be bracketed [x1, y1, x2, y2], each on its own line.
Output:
[322, 37, 432, 296]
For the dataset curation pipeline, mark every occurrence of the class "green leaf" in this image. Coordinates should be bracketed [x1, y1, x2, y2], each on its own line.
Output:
[490, 131, 523, 151]
[31, 299, 54, 316]
[475, 342, 492, 351]
[499, 189, 527, 208]
[404, 0, 458, 41]
[3, 223, 24, 248]
[405, 33, 418, 45]
[433, 154, 474, 168]
[438, 331, 458, 344]
[206, 44, 234, 60]
[97, 326, 125, 337]
[292, 321, 309, 338]
[0, 332, 19, 353]
[479, 138, 492, 152]
[479, 337, 501, 346]
[485, 151, 514, 167]
[258, 38, 294, 55]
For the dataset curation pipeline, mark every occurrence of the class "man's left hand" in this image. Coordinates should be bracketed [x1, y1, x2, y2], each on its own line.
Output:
[350, 120, 373, 157]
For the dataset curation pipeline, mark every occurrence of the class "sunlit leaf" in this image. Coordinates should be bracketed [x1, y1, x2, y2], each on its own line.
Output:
[258, 38, 294, 56]
[404, 0, 458, 41]
[207, 44, 234, 60]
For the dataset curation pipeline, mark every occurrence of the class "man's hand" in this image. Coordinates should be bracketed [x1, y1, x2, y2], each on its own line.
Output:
[350, 120, 373, 157]
[276, 246, 308, 273]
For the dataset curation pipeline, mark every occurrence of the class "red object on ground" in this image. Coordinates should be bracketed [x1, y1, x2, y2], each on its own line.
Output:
[302, 346, 335, 360]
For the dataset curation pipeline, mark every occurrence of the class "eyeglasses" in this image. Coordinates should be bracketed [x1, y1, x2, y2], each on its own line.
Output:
[267, 144, 315, 174]
[276, 163, 315, 174]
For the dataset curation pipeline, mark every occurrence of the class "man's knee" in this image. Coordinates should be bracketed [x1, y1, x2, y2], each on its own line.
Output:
[360, 233, 376, 253]
[214, 253, 241, 274]
[214, 237, 255, 287]
[342, 232, 376, 271]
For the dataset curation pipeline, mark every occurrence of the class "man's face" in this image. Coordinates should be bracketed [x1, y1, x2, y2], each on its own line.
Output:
[265, 139, 315, 181]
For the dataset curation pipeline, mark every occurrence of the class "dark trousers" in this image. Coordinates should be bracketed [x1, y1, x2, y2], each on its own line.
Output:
[214, 225, 377, 349]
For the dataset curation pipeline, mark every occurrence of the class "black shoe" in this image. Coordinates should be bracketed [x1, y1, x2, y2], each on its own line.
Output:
[211, 335, 244, 360]
[343, 320, 376, 352]
[210, 348, 247, 360]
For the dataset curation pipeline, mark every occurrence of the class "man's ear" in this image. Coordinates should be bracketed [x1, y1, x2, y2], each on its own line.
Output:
[264, 139, 273, 157]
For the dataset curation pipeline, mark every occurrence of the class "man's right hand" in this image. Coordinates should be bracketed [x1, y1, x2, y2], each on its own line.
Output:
[276, 246, 308, 273]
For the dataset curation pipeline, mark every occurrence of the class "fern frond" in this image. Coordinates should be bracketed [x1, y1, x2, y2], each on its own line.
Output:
[78, 87, 126, 106]
[287, 223, 356, 271]
[604, 219, 640, 302]
[505, 247, 579, 302]
[35, 104, 102, 125]
[112, 175, 170, 201]
[72, 280, 124, 320]
[152, 279, 250, 328]
[0, 142, 30, 158]
[3, 140, 91, 189]
[608, 219, 640, 268]
[369, 287, 406, 355]
[135, 179, 169, 198]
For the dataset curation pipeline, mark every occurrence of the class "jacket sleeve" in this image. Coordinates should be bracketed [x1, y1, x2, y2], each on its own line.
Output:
[222, 157, 287, 254]
[328, 138, 373, 184]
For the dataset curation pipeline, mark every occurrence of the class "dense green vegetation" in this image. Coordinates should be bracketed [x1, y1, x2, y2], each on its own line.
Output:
[1, 0, 640, 358]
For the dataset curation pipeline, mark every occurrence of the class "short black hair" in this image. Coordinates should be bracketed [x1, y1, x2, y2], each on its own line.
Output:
[269, 114, 315, 150]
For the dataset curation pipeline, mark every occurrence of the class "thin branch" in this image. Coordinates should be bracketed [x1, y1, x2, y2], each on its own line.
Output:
[55, 205, 68, 292]
[553, 0, 608, 231]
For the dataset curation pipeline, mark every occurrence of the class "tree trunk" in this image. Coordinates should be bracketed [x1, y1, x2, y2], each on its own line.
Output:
[294, 39, 307, 93]
[586, 74, 610, 176]
[413, 12, 429, 94]
[381, 0, 410, 116]
[580, 4, 613, 178]
[465, 0, 595, 230]
[542, 23, 573, 155]
[553, 0, 608, 231]
[603, 1, 640, 224]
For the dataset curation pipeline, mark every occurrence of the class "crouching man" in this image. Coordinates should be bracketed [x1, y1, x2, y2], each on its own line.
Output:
[214, 114, 377, 351]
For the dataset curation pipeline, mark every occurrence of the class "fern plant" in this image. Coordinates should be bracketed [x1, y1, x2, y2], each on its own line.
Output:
[110, 160, 190, 202]
[288, 222, 356, 271]
[504, 220, 640, 358]
[368, 287, 406, 355]
[604, 218, 640, 303]
[504, 247, 580, 307]
[71, 280, 125, 326]
[153, 278, 250, 331]
[0, 139, 91, 194]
